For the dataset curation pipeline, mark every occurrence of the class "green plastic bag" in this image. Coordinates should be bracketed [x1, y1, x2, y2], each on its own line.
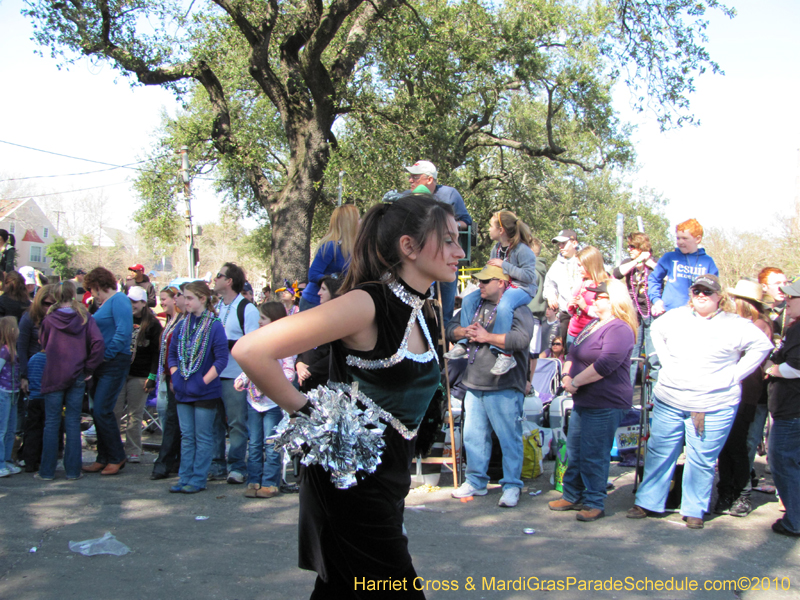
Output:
[554, 438, 568, 492]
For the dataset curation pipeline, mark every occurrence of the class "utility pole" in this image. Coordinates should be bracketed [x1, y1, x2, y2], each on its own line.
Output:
[178, 146, 195, 278]
[53, 210, 66, 234]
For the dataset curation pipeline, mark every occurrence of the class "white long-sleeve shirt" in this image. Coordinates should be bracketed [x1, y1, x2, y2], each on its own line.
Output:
[651, 307, 774, 412]
[543, 254, 581, 312]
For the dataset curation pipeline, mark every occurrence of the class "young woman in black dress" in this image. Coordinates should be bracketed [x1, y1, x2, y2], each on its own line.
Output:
[234, 194, 464, 598]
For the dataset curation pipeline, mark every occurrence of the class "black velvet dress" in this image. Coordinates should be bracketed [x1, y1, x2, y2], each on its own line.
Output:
[298, 279, 440, 599]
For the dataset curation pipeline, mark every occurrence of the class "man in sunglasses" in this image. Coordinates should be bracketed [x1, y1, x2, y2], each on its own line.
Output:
[447, 264, 534, 508]
[211, 262, 260, 484]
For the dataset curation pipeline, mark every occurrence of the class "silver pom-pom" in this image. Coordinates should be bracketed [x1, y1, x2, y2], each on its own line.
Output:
[272, 383, 387, 489]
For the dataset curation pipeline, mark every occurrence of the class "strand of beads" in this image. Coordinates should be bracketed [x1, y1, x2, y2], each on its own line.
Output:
[178, 310, 217, 378]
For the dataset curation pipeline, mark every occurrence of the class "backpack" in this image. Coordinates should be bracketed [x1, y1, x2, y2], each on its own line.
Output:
[227, 297, 253, 351]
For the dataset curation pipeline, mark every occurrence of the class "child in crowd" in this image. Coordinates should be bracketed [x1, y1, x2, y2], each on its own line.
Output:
[445, 210, 537, 375]
[0, 316, 21, 477]
[168, 281, 228, 494]
[566, 246, 609, 346]
[235, 302, 295, 498]
[39, 281, 105, 480]
[22, 350, 47, 473]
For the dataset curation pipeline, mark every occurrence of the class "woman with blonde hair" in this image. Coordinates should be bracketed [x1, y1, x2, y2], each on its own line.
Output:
[566, 245, 610, 347]
[628, 274, 773, 529]
[299, 204, 359, 311]
[549, 279, 636, 521]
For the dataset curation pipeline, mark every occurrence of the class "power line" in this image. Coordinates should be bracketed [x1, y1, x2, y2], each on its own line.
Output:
[0, 139, 220, 182]
[0, 162, 143, 182]
[2, 181, 129, 200]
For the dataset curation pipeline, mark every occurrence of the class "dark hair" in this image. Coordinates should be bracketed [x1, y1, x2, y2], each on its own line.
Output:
[28, 283, 58, 325]
[341, 194, 455, 294]
[4, 271, 30, 303]
[84, 267, 117, 292]
[260, 301, 288, 323]
[134, 305, 159, 346]
[222, 262, 245, 294]
[319, 274, 343, 299]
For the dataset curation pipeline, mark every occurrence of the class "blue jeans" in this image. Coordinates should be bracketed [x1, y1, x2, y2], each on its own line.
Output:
[437, 279, 457, 325]
[463, 388, 524, 490]
[635, 398, 736, 518]
[212, 378, 248, 475]
[629, 316, 656, 386]
[458, 287, 532, 353]
[562, 406, 625, 510]
[747, 403, 769, 470]
[41, 379, 85, 479]
[0, 390, 18, 466]
[246, 405, 284, 486]
[769, 417, 800, 533]
[177, 401, 216, 489]
[91, 353, 130, 465]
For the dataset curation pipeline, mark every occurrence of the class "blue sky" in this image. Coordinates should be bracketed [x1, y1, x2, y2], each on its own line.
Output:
[1, 0, 798, 235]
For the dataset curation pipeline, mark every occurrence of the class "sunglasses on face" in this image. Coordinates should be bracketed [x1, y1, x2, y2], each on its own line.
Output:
[215, 272, 229, 280]
[477, 278, 500, 284]
[691, 287, 716, 297]
[552, 342, 563, 347]
[595, 294, 610, 300]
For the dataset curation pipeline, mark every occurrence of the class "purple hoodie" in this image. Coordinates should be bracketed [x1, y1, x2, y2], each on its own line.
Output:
[39, 308, 106, 394]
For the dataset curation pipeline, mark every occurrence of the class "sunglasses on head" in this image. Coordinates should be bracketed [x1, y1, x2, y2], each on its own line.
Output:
[691, 287, 716, 297]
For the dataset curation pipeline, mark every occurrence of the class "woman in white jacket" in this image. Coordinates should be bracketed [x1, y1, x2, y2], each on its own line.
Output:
[627, 274, 773, 529]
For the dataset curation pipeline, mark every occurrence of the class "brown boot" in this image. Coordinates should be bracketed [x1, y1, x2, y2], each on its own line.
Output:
[626, 505, 649, 519]
[548, 498, 584, 511]
[256, 485, 279, 499]
[576, 508, 605, 522]
[244, 483, 260, 498]
[82, 462, 107, 473]
[100, 460, 127, 476]
[683, 516, 704, 529]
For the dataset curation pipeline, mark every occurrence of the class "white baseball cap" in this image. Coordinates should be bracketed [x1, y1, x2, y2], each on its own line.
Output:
[404, 160, 438, 179]
[127, 286, 148, 303]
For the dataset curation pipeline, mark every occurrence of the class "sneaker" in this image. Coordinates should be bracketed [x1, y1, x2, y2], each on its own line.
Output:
[128, 454, 141, 464]
[33, 472, 54, 481]
[0, 468, 11, 478]
[451, 481, 488, 498]
[729, 496, 752, 518]
[207, 471, 226, 481]
[498, 487, 520, 508]
[65, 473, 84, 481]
[55, 460, 65, 472]
[227, 471, 245, 484]
[169, 484, 184, 493]
[443, 345, 468, 360]
[83, 425, 97, 437]
[490, 354, 516, 376]
[5, 462, 21, 475]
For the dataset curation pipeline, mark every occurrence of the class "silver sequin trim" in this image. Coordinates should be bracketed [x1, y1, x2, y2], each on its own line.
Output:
[328, 382, 419, 440]
[345, 281, 437, 370]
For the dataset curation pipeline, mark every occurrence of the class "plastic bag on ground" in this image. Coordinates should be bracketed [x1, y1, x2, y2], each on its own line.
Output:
[69, 532, 130, 556]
